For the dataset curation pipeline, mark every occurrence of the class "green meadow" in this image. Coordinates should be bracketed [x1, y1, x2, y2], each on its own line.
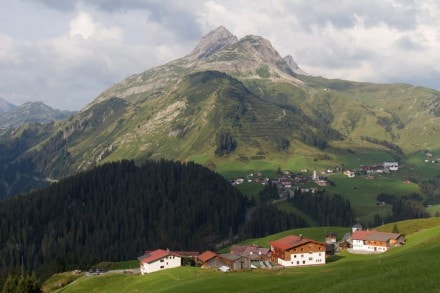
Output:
[53, 218, 440, 292]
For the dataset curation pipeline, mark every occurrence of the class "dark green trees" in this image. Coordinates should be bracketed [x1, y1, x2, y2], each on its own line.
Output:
[0, 159, 248, 284]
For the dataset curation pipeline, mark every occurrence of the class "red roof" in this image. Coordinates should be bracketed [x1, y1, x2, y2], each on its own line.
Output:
[198, 250, 218, 262]
[351, 230, 375, 240]
[138, 249, 180, 264]
[269, 235, 323, 251]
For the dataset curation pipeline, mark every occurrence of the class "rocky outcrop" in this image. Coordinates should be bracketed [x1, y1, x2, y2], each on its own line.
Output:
[187, 26, 238, 60]
[283, 55, 309, 76]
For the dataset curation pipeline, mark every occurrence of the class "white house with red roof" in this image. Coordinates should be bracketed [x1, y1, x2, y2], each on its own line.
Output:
[269, 235, 326, 267]
[351, 230, 405, 253]
[138, 249, 182, 275]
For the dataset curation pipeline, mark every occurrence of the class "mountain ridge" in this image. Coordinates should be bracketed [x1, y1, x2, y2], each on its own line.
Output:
[0, 101, 76, 129]
[0, 26, 440, 199]
[0, 97, 16, 113]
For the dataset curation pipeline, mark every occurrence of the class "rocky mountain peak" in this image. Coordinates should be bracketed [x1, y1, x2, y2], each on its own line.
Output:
[283, 55, 309, 76]
[188, 26, 238, 60]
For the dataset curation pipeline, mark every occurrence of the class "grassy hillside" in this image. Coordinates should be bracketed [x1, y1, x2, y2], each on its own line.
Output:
[54, 218, 440, 292]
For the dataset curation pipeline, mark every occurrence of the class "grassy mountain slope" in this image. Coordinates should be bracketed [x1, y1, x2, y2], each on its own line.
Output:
[56, 218, 440, 292]
[1, 26, 439, 204]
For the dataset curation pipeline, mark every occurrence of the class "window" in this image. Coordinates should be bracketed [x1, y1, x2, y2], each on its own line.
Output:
[160, 259, 164, 262]
[294, 255, 297, 258]
[302, 261, 305, 264]
[160, 266, 164, 269]
[297, 261, 299, 265]
[301, 254, 304, 258]
[309, 257, 313, 261]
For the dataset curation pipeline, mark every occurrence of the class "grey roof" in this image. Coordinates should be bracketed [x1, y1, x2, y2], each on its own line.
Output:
[219, 253, 243, 261]
[365, 232, 402, 242]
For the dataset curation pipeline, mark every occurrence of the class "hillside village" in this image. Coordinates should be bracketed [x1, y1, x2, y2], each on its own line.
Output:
[232, 161, 405, 197]
[135, 223, 404, 275]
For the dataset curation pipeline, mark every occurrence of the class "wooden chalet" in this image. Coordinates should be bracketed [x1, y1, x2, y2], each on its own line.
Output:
[351, 230, 405, 253]
[269, 235, 326, 267]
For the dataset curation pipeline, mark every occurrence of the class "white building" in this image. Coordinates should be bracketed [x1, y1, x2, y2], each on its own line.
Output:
[383, 162, 399, 171]
[138, 249, 181, 275]
[351, 230, 404, 253]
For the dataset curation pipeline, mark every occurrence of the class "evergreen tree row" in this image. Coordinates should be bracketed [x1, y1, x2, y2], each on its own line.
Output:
[420, 175, 440, 204]
[289, 190, 354, 227]
[0, 159, 248, 284]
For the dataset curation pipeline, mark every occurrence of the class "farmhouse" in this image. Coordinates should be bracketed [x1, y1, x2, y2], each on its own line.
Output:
[269, 235, 326, 267]
[351, 230, 405, 253]
[138, 249, 182, 275]
[344, 170, 355, 177]
[198, 250, 253, 270]
[230, 245, 271, 260]
[217, 253, 252, 270]
[198, 251, 221, 268]
[383, 162, 399, 171]
[279, 177, 292, 188]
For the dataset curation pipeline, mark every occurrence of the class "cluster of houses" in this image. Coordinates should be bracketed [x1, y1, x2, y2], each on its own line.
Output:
[344, 162, 399, 178]
[137, 224, 405, 275]
[233, 161, 401, 196]
[424, 151, 440, 164]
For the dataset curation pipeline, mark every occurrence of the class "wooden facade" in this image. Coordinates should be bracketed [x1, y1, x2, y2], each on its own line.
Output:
[270, 235, 326, 267]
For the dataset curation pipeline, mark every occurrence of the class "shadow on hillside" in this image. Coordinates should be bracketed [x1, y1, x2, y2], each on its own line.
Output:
[326, 255, 345, 263]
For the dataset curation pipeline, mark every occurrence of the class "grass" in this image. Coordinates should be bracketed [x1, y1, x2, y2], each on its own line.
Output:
[234, 182, 264, 198]
[427, 205, 440, 216]
[322, 173, 420, 222]
[41, 272, 82, 293]
[56, 219, 440, 292]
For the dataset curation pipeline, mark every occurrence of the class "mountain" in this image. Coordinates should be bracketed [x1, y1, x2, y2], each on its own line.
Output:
[0, 101, 76, 129]
[0, 97, 16, 113]
[1, 26, 440, 199]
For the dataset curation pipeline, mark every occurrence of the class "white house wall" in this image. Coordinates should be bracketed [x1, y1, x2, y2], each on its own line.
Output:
[140, 255, 181, 275]
[278, 252, 325, 267]
[352, 240, 388, 253]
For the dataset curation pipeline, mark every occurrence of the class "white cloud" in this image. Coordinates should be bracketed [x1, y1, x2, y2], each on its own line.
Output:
[69, 12, 97, 39]
[0, 0, 439, 110]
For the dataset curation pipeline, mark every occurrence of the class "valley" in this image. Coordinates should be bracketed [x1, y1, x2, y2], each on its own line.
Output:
[1, 26, 440, 292]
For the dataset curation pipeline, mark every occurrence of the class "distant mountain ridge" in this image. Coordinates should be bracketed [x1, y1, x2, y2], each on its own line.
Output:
[0, 97, 16, 113]
[0, 101, 75, 128]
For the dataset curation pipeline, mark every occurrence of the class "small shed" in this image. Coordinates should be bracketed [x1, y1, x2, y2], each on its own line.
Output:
[217, 254, 251, 270]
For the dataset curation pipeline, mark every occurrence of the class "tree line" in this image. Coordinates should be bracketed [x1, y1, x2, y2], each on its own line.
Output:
[420, 175, 440, 204]
[0, 159, 249, 285]
[289, 189, 354, 227]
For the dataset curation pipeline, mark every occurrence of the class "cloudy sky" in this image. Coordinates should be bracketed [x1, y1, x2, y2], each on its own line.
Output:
[1, 0, 439, 110]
